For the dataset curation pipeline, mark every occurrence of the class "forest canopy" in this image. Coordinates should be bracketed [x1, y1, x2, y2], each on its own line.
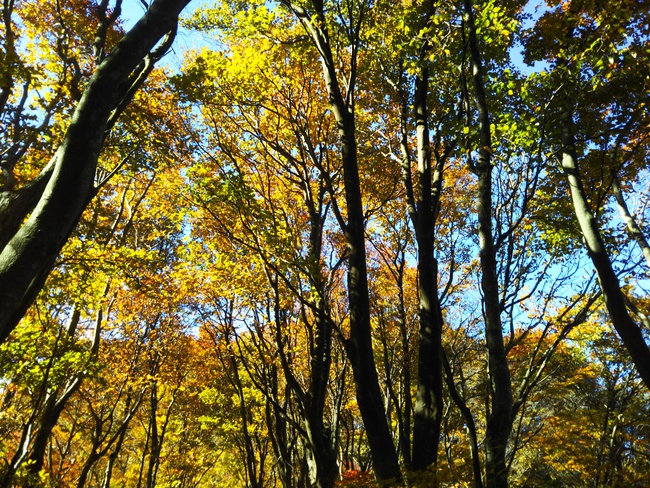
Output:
[0, 0, 649, 487]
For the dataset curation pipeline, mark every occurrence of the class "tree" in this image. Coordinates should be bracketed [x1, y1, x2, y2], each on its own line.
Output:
[375, 0, 455, 475]
[3, 0, 650, 486]
[523, 0, 650, 389]
[274, 1, 404, 483]
[461, 1, 513, 485]
[0, 0, 191, 341]
[560, 117, 650, 388]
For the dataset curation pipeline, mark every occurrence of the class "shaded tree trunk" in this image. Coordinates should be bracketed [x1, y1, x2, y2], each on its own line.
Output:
[304, 304, 338, 488]
[463, 1, 513, 486]
[280, 1, 401, 483]
[410, 66, 444, 475]
[0, 0, 190, 342]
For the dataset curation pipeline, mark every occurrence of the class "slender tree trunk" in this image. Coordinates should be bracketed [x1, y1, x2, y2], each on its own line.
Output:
[463, 1, 513, 486]
[26, 386, 78, 474]
[561, 115, 650, 389]
[266, 366, 293, 488]
[442, 351, 484, 488]
[229, 353, 261, 488]
[27, 307, 102, 475]
[99, 422, 132, 488]
[305, 304, 338, 488]
[299, 191, 337, 488]
[145, 382, 159, 488]
[610, 171, 650, 268]
[398, 287, 413, 468]
[281, 2, 401, 482]
[77, 450, 100, 488]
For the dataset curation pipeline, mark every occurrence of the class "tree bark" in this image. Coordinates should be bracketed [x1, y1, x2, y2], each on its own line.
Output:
[0, 0, 190, 342]
[410, 64, 444, 475]
[463, 1, 513, 486]
[561, 115, 650, 390]
[304, 297, 338, 488]
[280, 1, 402, 482]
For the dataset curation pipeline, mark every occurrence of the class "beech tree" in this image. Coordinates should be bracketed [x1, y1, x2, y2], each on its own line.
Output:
[2, 0, 650, 486]
[275, 0, 403, 483]
[0, 0, 191, 341]
[523, 0, 650, 389]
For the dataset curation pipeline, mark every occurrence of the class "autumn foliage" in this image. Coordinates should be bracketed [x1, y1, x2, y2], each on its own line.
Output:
[1, 0, 650, 487]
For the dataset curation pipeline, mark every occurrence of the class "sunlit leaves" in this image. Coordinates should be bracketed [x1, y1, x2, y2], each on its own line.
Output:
[1, 0, 649, 485]
[1, 0, 125, 189]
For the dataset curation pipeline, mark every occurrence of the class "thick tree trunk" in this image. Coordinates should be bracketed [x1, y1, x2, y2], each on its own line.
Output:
[0, 0, 190, 342]
[561, 116, 650, 390]
[0, 170, 51, 250]
[343, 136, 401, 482]
[305, 418, 338, 488]
[411, 66, 444, 475]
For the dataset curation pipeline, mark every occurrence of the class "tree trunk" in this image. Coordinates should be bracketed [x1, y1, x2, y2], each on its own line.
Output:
[229, 353, 261, 488]
[266, 365, 293, 488]
[305, 303, 338, 488]
[561, 115, 650, 389]
[411, 65, 444, 475]
[463, 1, 513, 486]
[0, 0, 190, 342]
[26, 381, 81, 474]
[442, 351, 484, 488]
[281, 1, 401, 483]
[27, 307, 101, 475]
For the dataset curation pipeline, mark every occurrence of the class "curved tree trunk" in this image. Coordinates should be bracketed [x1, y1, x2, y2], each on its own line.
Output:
[0, 0, 190, 342]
